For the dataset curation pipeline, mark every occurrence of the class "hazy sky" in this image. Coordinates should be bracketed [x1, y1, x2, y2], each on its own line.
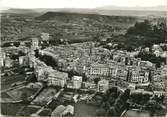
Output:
[0, 0, 167, 9]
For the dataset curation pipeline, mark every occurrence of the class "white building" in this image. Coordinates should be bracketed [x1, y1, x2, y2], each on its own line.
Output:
[160, 65, 167, 77]
[41, 32, 49, 41]
[32, 38, 39, 49]
[90, 63, 110, 76]
[19, 56, 30, 66]
[0, 49, 6, 67]
[154, 50, 161, 57]
[130, 70, 149, 83]
[4, 57, 13, 68]
[36, 65, 68, 87]
[19, 56, 24, 65]
[0, 58, 4, 67]
[98, 80, 109, 92]
[47, 70, 68, 87]
[152, 44, 160, 51]
[72, 76, 82, 89]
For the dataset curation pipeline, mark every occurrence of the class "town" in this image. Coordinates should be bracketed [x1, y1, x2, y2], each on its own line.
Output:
[1, 10, 167, 117]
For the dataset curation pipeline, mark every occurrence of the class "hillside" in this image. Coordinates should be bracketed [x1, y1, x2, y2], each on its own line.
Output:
[36, 11, 138, 27]
[1, 11, 140, 42]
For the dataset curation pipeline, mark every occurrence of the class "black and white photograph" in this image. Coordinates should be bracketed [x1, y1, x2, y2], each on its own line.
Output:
[0, 0, 167, 116]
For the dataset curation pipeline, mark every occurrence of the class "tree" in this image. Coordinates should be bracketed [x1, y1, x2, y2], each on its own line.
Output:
[136, 51, 166, 68]
[96, 108, 106, 116]
[126, 46, 133, 52]
[94, 78, 100, 84]
[127, 20, 152, 36]
[39, 54, 58, 67]
[126, 20, 167, 48]
[145, 100, 162, 116]
[82, 73, 87, 82]
[106, 106, 117, 116]
[18, 50, 26, 56]
[68, 69, 74, 78]
[120, 89, 130, 101]
[130, 93, 143, 104]
[43, 71, 49, 80]
[34, 49, 39, 58]
[153, 95, 165, 103]
[26, 73, 37, 82]
[142, 93, 151, 104]
[10, 54, 18, 60]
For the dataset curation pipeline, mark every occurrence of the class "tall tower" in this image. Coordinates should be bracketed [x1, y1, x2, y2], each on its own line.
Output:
[90, 42, 95, 56]
[31, 38, 39, 50]
[89, 42, 93, 56]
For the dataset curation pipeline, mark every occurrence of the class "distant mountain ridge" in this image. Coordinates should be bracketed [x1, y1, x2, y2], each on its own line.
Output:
[96, 5, 167, 11]
[2, 5, 167, 17]
[35, 11, 137, 21]
[1, 8, 35, 13]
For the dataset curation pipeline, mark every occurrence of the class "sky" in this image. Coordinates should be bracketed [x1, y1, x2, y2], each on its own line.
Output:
[0, 0, 167, 9]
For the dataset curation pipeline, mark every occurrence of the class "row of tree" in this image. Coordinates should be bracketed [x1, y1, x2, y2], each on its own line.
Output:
[96, 87, 130, 116]
[127, 20, 167, 38]
[135, 51, 166, 68]
[96, 86, 166, 116]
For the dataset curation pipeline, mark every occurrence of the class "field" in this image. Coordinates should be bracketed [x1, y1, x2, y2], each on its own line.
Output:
[1, 92, 14, 102]
[7, 86, 39, 100]
[1, 85, 41, 102]
[1, 103, 26, 115]
[31, 87, 58, 106]
[1, 74, 25, 90]
[74, 102, 99, 117]
[17, 105, 41, 116]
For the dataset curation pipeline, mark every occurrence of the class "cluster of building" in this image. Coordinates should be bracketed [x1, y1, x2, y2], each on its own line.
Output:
[140, 43, 167, 63]
[39, 42, 155, 86]
[1, 34, 167, 95]
[16, 40, 162, 94]
[0, 46, 29, 67]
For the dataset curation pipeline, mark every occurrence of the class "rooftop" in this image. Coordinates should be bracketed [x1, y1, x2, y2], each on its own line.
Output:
[98, 80, 109, 85]
[48, 70, 68, 79]
[72, 76, 82, 81]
